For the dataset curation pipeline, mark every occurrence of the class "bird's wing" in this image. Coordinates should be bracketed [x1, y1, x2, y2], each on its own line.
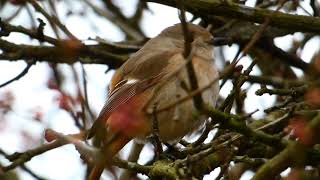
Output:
[88, 49, 180, 140]
[119, 50, 178, 80]
[87, 72, 166, 139]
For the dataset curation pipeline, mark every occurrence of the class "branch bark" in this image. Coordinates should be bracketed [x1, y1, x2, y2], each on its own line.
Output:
[146, 0, 320, 33]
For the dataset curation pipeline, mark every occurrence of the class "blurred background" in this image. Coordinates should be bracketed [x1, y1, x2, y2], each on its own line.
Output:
[0, 0, 319, 179]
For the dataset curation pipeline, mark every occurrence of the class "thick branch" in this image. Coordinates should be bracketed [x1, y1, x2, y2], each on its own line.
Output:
[147, 0, 320, 33]
[0, 39, 128, 68]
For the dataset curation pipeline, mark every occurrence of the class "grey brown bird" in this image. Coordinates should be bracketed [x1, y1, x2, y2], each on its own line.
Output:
[88, 23, 219, 180]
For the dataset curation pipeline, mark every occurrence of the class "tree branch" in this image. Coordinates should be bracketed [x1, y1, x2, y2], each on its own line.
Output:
[146, 0, 320, 33]
[0, 39, 128, 68]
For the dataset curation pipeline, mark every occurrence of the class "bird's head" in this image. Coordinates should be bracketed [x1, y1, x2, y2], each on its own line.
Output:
[158, 23, 214, 47]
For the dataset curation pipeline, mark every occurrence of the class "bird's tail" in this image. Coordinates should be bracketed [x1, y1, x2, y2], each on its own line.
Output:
[88, 134, 130, 180]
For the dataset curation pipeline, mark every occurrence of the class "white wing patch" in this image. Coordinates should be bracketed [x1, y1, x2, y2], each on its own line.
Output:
[126, 79, 139, 84]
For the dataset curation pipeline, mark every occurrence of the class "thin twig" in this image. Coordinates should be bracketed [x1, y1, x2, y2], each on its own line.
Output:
[179, 4, 203, 110]
[26, 0, 77, 39]
[0, 18, 59, 45]
[192, 119, 214, 146]
[238, 0, 287, 61]
[0, 130, 87, 172]
[119, 143, 144, 180]
[1, 140, 65, 172]
[81, 64, 95, 122]
[151, 104, 163, 159]
[3, 6, 23, 22]
[0, 149, 45, 180]
[83, 0, 144, 40]
[155, 63, 235, 113]
[0, 61, 34, 88]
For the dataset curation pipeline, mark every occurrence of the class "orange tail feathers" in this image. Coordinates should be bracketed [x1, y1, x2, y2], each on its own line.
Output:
[88, 134, 131, 180]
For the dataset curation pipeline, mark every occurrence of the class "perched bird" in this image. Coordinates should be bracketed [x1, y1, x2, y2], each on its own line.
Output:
[88, 23, 219, 180]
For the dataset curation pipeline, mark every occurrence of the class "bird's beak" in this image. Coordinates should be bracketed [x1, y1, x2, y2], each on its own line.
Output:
[208, 37, 233, 46]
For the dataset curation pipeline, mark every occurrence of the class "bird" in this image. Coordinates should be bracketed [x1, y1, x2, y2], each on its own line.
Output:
[87, 23, 220, 180]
